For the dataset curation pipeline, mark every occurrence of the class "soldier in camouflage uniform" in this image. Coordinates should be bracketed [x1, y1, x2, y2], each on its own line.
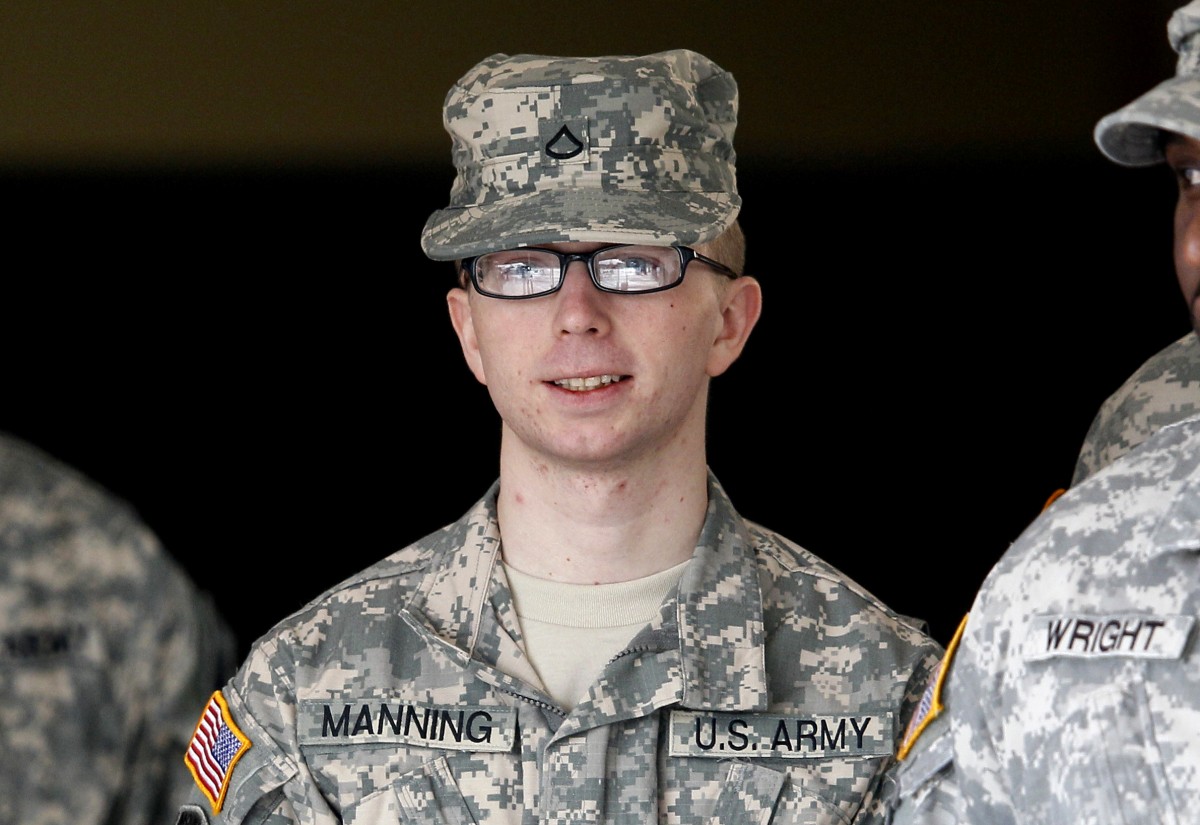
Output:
[891, 414, 1200, 824]
[1072, 331, 1200, 485]
[883, 4, 1200, 822]
[177, 50, 943, 825]
[0, 431, 236, 825]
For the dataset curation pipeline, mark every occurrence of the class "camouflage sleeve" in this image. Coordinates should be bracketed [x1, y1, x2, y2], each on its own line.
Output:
[0, 434, 239, 825]
[875, 643, 947, 823]
[112, 527, 239, 825]
[882, 713, 963, 825]
[941, 612, 1017, 825]
[843, 638, 944, 825]
[177, 786, 296, 825]
[878, 614, 966, 825]
[179, 630, 342, 825]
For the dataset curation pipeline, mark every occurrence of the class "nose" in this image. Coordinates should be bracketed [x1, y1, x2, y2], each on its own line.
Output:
[553, 259, 611, 335]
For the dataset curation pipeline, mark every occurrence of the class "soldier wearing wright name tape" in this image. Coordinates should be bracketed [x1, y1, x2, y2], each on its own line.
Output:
[176, 50, 943, 825]
[890, 415, 1200, 825]
[883, 4, 1200, 822]
[0, 431, 236, 825]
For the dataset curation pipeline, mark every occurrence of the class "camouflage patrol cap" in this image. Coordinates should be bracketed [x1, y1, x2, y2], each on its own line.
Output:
[1095, 0, 1200, 166]
[420, 50, 740, 261]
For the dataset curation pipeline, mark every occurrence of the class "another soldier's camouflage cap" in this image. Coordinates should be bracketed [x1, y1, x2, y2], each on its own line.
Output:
[420, 50, 740, 261]
[1095, 0, 1200, 166]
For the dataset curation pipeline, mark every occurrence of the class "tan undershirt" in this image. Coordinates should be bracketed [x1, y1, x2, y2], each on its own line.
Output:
[503, 559, 689, 710]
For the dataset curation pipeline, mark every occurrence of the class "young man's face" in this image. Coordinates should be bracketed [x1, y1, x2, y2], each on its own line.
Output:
[1165, 132, 1200, 335]
[445, 241, 761, 469]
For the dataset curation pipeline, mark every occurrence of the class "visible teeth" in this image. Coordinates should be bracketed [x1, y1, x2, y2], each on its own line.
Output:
[554, 374, 623, 391]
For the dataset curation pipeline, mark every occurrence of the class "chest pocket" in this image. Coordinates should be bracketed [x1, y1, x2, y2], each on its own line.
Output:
[707, 762, 786, 825]
[343, 757, 478, 825]
[1047, 675, 1178, 825]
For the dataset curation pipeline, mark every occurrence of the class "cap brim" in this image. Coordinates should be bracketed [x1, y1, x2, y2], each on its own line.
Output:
[1095, 75, 1200, 166]
[421, 188, 741, 260]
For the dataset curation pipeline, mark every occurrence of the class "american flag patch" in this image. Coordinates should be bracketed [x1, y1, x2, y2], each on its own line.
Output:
[897, 613, 967, 760]
[184, 690, 251, 813]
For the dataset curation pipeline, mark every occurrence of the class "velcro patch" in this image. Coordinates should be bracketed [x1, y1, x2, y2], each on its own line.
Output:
[184, 691, 251, 814]
[668, 710, 894, 759]
[298, 700, 517, 752]
[1024, 613, 1194, 660]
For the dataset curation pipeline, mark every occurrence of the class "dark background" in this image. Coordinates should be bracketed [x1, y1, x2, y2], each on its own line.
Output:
[1, 1, 1191, 656]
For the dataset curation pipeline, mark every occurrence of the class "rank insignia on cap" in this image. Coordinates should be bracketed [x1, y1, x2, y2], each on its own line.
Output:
[897, 613, 967, 760]
[545, 124, 585, 159]
[184, 690, 251, 814]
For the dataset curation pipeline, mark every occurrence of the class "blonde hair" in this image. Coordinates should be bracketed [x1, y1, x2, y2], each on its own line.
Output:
[696, 219, 746, 277]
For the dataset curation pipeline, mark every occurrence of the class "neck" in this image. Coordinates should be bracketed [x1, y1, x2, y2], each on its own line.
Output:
[494, 434, 710, 585]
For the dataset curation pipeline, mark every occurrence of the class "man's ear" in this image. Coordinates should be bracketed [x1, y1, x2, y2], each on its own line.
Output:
[446, 287, 488, 385]
[707, 275, 763, 378]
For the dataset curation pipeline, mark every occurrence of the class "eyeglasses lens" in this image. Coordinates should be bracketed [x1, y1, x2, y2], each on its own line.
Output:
[475, 246, 686, 297]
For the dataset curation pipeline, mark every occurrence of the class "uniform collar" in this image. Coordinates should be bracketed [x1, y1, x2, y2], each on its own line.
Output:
[674, 471, 768, 711]
[1149, 414, 1200, 552]
[407, 485, 505, 656]
[409, 472, 769, 711]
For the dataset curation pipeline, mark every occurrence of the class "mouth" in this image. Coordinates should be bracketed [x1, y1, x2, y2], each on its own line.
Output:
[552, 374, 626, 392]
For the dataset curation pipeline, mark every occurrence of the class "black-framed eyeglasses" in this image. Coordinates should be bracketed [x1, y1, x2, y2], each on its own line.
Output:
[461, 244, 738, 299]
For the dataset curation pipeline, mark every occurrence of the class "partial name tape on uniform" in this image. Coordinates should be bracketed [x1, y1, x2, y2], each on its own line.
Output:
[0, 622, 88, 660]
[185, 691, 252, 814]
[1024, 613, 1194, 660]
[667, 710, 894, 759]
